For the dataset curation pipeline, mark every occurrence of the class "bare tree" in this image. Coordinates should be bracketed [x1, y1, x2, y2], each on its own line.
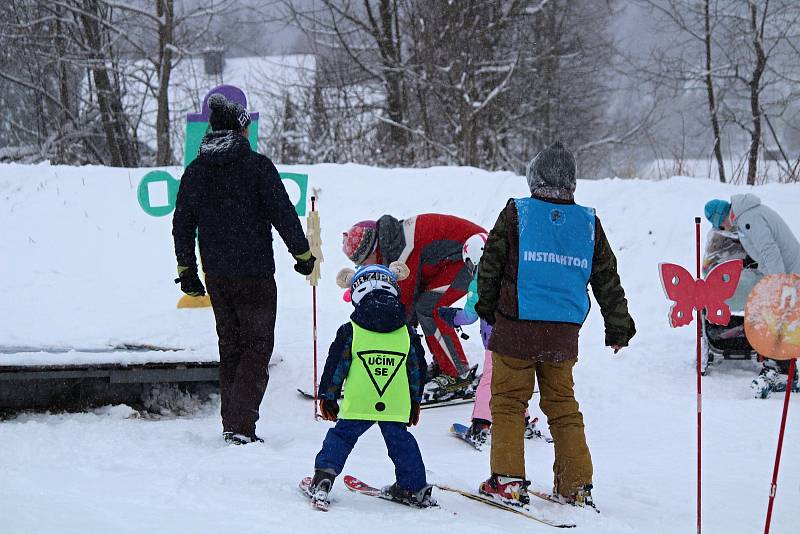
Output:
[0, 1, 118, 164]
[634, 0, 800, 184]
[280, 0, 629, 172]
[703, 0, 726, 182]
[634, 0, 728, 182]
[715, 1, 800, 185]
[282, 0, 411, 164]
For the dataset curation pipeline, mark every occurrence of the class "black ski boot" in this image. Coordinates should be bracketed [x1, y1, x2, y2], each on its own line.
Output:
[304, 469, 335, 510]
[563, 484, 599, 512]
[381, 483, 437, 508]
[422, 365, 478, 403]
[223, 432, 264, 445]
[466, 419, 491, 446]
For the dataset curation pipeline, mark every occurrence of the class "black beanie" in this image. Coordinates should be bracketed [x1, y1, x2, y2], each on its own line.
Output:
[208, 93, 251, 132]
[526, 141, 577, 193]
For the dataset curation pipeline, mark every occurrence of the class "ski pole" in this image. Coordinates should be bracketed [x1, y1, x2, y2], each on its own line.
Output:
[763, 357, 796, 534]
[311, 195, 320, 420]
[695, 216, 702, 534]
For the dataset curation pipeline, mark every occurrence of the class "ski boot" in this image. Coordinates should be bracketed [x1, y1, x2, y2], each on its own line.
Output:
[381, 483, 437, 508]
[223, 432, 264, 445]
[422, 365, 478, 404]
[563, 484, 599, 512]
[466, 419, 491, 447]
[524, 416, 553, 442]
[426, 361, 441, 381]
[751, 365, 782, 399]
[479, 475, 531, 507]
[770, 370, 800, 394]
[306, 469, 335, 510]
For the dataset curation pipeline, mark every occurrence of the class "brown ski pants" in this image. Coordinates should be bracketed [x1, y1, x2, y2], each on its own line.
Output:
[490, 352, 593, 497]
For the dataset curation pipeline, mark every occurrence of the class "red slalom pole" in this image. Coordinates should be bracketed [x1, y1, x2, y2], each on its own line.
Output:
[764, 357, 796, 534]
[311, 196, 320, 420]
[695, 216, 702, 534]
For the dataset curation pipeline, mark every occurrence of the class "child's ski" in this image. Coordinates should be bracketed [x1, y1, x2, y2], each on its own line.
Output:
[343, 475, 437, 508]
[435, 484, 576, 529]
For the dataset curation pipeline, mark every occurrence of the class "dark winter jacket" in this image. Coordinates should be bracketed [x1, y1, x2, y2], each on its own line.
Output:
[319, 291, 427, 403]
[475, 196, 636, 361]
[172, 130, 309, 277]
[376, 213, 485, 324]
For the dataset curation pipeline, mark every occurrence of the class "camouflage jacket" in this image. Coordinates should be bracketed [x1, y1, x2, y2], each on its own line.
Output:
[475, 196, 636, 360]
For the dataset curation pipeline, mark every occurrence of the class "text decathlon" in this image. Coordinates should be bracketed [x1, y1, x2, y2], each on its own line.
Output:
[523, 251, 589, 269]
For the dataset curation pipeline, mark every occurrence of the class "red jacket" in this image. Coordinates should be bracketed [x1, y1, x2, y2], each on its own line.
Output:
[376, 213, 485, 322]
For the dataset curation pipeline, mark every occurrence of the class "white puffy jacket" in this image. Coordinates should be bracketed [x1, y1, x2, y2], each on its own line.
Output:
[731, 193, 800, 275]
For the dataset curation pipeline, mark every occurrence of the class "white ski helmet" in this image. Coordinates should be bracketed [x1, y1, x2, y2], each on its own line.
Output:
[462, 232, 488, 267]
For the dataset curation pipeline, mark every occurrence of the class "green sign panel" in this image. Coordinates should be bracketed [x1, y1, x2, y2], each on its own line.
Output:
[281, 172, 309, 216]
[183, 120, 259, 168]
[137, 170, 308, 217]
[137, 170, 180, 217]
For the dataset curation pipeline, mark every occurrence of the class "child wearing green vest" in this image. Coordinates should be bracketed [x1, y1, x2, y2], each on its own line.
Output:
[303, 263, 434, 509]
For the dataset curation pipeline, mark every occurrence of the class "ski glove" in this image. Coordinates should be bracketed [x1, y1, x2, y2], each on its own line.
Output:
[437, 307, 460, 327]
[407, 401, 421, 427]
[175, 266, 205, 297]
[320, 399, 339, 422]
[478, 311, 495, 326]
[294, 251, 317, 276]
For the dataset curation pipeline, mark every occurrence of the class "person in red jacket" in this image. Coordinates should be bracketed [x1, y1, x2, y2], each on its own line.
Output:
[343, 214, 486, 400]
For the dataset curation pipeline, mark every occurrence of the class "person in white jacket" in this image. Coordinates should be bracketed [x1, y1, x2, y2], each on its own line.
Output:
[705, 194, 800, 396]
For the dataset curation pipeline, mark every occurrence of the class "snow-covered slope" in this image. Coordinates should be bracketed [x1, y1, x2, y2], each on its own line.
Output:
[1, 162, 798, 533]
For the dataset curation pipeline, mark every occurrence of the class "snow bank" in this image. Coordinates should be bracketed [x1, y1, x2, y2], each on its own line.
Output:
[1, 162, 799, 532]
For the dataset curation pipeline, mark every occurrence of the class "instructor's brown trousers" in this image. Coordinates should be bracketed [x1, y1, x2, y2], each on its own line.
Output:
[490, 352, 592, 496]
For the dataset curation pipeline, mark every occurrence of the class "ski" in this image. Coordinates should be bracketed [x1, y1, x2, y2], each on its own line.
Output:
[450, 423, 484, 450]
[343, 475, 437, 508]
[435, 484, 576, 529]
[298, 476, 329, 512]
[421, 397, 475, 410]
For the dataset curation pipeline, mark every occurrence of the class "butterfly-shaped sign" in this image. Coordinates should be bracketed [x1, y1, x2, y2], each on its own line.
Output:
[659, 259, 743, 328]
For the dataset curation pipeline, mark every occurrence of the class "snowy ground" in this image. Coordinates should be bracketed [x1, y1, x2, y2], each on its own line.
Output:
[1, 163, 799, 533]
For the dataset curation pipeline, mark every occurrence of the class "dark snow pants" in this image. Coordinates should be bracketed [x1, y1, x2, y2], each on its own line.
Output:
[314, 419, 427, 491]
[206, 276, 277, 438]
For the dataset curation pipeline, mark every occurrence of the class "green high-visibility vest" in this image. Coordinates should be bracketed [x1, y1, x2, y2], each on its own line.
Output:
[340, 322, 412, 422]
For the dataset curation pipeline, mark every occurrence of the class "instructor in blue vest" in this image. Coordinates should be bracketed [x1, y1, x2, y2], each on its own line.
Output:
[475, 142, 636, 509]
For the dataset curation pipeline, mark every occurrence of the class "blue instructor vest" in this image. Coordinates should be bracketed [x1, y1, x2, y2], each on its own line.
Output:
[515, 197, 596, 324]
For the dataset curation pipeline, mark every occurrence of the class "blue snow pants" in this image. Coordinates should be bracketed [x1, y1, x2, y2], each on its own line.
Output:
[314, 419, 427, 492]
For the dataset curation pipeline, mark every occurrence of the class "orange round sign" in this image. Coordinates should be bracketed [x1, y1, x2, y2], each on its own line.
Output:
[744, 274, 800, 360]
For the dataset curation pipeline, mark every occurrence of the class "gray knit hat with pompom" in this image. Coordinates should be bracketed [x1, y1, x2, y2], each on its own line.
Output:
[526, 141, 577, 193]
[207, 93, 251, 132]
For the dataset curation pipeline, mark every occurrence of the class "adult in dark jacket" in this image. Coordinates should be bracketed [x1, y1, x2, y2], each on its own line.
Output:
[475, 142, 636, 508]
[172, 93, 315, 444]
